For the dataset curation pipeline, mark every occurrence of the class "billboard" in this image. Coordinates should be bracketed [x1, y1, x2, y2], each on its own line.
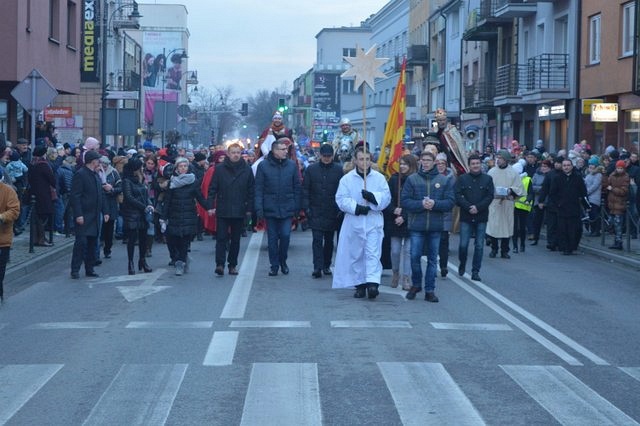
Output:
[80, 0, 100, 82]
[313, 73, 340, 115]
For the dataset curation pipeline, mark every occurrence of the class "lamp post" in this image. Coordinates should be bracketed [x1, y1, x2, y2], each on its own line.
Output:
[101, 0, 142, 148]
[159, 47, 188, 146]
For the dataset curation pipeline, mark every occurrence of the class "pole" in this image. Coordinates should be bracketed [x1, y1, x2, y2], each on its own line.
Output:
[29, 70, 37, 148]
[362, 85, 367, 189]
[101, 0, 109, 147]
[162, 47, 166, 147]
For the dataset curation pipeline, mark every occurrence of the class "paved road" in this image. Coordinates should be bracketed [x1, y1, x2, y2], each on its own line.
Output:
[0, 230, 639, 425]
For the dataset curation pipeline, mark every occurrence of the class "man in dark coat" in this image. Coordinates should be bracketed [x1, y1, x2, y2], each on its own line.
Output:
[70, 149, 108, 278]
[208, 143, 255, 276]
[255, 138, 301, 276]
[302, 143, 343, 278]
[537, 155, 564, 251]
[549, 159, 588, 255]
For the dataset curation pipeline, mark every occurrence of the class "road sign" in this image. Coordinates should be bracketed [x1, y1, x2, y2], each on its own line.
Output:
[10, 69, 58, 113]
[176, 118, 190, 134]
[177, 104, 191, 118]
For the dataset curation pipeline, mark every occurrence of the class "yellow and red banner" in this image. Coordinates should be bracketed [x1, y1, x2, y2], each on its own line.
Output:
[377, 58, 406, 179]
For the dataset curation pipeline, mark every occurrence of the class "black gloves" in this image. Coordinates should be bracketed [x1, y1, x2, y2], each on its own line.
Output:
[355, 204, 371, 216]
[361, 189, 378, 205]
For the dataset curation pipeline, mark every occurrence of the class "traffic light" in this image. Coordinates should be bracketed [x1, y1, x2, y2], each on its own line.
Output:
[278, 98, 288, 113]
[240, 102, 248, 116]
[322, 129, 328, 142]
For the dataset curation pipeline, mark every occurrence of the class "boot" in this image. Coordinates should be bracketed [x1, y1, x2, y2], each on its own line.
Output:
[139, 258, 152, 273]
[367, 283, 379, 299]
[145, 235, 153, 257]
[391, 271, 399, 288]
[128, 260, 135, 275]
[175, 260, 185, 276]
[402, 275, 411, 291]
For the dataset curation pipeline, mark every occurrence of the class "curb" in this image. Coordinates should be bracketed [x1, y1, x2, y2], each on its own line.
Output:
[579, 243, 640, 270]
[6, 240, 75, 284]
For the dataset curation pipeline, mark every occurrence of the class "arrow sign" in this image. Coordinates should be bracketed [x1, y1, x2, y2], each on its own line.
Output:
[99, 268, 171, 302]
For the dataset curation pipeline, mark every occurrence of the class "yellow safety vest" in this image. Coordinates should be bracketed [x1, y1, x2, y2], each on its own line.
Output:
[514, 176, 533, 212]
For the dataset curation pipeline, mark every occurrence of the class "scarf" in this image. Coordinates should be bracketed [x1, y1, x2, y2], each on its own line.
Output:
[170, 172, 195, 189]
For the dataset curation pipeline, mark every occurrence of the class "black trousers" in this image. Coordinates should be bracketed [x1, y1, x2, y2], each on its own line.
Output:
[166, 234, 191, 263]
[545, 209, 559, 248]
[512, 208, 529, 248]
[0, 247, 10, 300]
[101, 217, 115, 255]
[216, 217, 244, 267]
[125, 228, 148, 262]
[71, 234, 97, 274]
[490, 236, 510, 254]
[311, 228, 335, 270]
[557, 215, 581, 252]
[532, 206, 545, 241]
[439, 231, 449, 270]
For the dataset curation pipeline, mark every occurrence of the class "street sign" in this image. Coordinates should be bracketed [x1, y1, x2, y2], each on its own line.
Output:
[105, 90, 139, 100]
[11, 69, 58, 113]
[177, 104, 191, 118]
[176, 118, 190, 134]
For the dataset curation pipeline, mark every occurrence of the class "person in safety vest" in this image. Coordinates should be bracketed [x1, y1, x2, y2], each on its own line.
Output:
[512, 161, 533, 253]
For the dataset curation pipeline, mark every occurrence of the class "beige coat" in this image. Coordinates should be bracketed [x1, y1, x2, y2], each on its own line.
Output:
[0, 182, 20, 247]
[486, 166, 524, 238]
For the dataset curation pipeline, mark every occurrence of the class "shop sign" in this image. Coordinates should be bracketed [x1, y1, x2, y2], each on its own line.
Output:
[591, 103, 618, 122]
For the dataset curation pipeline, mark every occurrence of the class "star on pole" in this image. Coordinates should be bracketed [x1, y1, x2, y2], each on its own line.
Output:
[341, 45, 388, 91]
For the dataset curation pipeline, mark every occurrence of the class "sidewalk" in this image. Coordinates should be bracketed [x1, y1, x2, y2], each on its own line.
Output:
[575, 232, 640, 270]
[6, 232, 75, 284]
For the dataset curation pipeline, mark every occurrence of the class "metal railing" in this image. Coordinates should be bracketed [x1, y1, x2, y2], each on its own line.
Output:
[464, 78, 495, 109]
[526, 53, 569, 91]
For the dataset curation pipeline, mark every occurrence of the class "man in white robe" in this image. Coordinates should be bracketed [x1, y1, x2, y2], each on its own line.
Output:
[332, 148, 391, 299]
[486, 150, 524, 258]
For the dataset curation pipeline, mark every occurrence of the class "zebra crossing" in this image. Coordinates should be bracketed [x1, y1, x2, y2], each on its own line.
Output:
[1, 361, 638, 425]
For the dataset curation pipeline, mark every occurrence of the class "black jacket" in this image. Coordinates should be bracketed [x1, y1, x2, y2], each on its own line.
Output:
[549, 169, 588, 217]
[454, 171, 494, 223]
[302, 160, 343, 231]
[255, 153, 301, 219]
[538, 168, 561, 211]
[208, 157, 255, 218]
[384, 173, 410, 238]
[70, 166, 106, 237]
[121, 176, 151, 231]
[161, 174, 210, 237]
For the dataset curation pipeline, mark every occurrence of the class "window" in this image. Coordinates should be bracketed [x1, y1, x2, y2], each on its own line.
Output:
[622, 2, 635, 56]
[342, 79, 354, 94]
[49, 0, 60, 42]
[589, 14, 601, 64]
[66, 1, 76, 49]
[342, 48, 356, 57]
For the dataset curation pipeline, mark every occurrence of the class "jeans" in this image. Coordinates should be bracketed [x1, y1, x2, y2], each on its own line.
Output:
[410, 231, 440, 292]
[53, 197, 65, 232]
[216, 217, 244, 267]
[459, 221, 486, 274]
[266, 217, 292, 269]
[390, 236, 410, 275]
[311, 229, 335, 270]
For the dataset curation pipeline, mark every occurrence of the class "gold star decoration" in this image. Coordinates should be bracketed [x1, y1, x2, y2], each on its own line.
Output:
[341, 45, 388, 91]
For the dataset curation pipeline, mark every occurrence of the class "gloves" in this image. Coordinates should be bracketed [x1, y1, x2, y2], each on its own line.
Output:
[361, 189, 378, 205]
[355, 204, 371, 216]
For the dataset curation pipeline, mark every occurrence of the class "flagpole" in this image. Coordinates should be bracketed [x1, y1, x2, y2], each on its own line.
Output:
[362, 85, 367, 190]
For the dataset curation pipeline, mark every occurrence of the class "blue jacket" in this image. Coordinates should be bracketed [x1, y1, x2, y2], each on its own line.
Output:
[255, 153, 301, 219]
[401, 166, 455, 232]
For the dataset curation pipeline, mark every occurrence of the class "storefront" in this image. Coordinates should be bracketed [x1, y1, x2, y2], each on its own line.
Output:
[537, 100, 568, 152]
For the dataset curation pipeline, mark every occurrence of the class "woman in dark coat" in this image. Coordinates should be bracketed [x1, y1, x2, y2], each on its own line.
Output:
[28, 145, 56, 246]
[121, 157, 153, 275]
[160, 157, 212, 276]
[98, 156, 122, 259]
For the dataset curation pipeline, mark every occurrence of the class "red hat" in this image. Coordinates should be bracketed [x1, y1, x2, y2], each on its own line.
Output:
[615, 160, 626, 168]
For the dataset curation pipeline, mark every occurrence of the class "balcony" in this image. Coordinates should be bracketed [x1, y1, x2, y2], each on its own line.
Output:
[521, 53, 570, 102]
[406, 45, 428, 68]
[463, 0, 512, 41]
[494, 0, 538, 19]
[114, 69, 140, 92]
[494, 63, 528, 106]
[463, 78, 496, 114]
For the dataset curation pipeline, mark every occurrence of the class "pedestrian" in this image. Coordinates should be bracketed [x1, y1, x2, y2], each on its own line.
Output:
[70, 150, 108, 279]
[401, 150, 455, 302]
[584, 157, 603, 237]
[208, 143, 255, 276]
[332, 146, 391, 298]
[604, 160, 630, 250]
[384, 154, 417, 289]
[530, 159, 552, 244]
[28, 145, 56, 246]
[255, 138, 302, 276]
[537, 156, 564, 251]
[97, 156, 121, 260]
[512, 162, 533, 253]
[454, 154, 494, 281]
[486, 150, 524, 259]
[435, 152, 456, 277]
[120, 157, 153, 275]
[0, 168, 20, 304]
[549, 159, 588, 255]
[160, 157, 213, 276]
[302, 143, 343, 278]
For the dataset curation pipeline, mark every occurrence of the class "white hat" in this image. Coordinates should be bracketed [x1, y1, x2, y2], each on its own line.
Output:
[127, 148, 137, 156]
[272, 112, 283, 121]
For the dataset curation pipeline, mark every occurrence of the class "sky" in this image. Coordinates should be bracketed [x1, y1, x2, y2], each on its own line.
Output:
[145, 0, 391, 99]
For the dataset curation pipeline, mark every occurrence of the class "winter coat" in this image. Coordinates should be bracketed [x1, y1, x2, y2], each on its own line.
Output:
[255, 152, 301, 219]
[0, 182, 20, 247]
[99, 167, 122, 218]
[401, 166, 455, 233]
[384, 173, 410, 238]
[28, 158, 57, 215]
[56, 163, 74, 196]
[531, 168, 547, 204]
[605, 171, 630, 215]
[121, 176, 151, 231]
[161, 173, 210, 237]
[549, 170, 588, 218]
[454, 170, 494, 224]
[70, 166, 107, 237]
[208, 157, 255, 219]
[538, 168, 561, 211]
[302, 160, 343, 231]
[584, 171, 602, 206]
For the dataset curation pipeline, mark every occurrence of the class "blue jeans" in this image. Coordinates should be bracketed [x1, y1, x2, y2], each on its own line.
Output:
[266, 217, 292, 270]
[410, 231, 440, 292]
[458, 221, 486, 274]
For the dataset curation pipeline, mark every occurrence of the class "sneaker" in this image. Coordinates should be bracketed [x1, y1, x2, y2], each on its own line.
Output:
[268, 267, 278, 276]
[471, 273, 482, 282]
[440, 268, 448, 278]
[228, 266, 238, 275]
[424, 292, 439, 303]
[175, 261, 185, 276]
[500, 253, 511, 259]
[322, 268, 332, 276]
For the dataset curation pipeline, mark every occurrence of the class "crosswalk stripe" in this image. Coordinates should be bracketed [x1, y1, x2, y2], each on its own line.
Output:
[28, 322, 109, 329]
[330, 320, 412, 328]
[501, 365, 639, 425]
[0, 364, 64, 425]
[125, 321, 213, 329]
[620, 367, 640, 382]
[430, 322, 512, 331]
[203, 331, 238, 366]
[378, 362, 485, 425]
[221, 232, 263, 319]
[83, 364, 187, 426]
[241, 363, 322, 426]
[229, 320, 311, 328]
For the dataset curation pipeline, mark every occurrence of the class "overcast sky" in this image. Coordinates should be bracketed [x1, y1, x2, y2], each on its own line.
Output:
[144, 0, 390, 99]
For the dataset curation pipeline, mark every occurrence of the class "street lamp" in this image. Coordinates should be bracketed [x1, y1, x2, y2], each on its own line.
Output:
[101, 0, 142, 148]
[159, 47, 188, 146]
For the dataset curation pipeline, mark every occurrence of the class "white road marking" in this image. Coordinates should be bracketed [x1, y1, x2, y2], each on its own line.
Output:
[445, 270, 583, 366]
[229, 321, 311, 328]
[620, 367, 640, 382]
[240, 363, 322, 426]
[378, 286, 409, 299]
[378, 362, 485, 425]
[430, 322, 512, 331]
[0, 364, 64, 424]
[501, 365, 639, 425]
[203, 331, 238, 366]
[220, 232, 263, 319]
[113, 269, 171, 302]
[330, 320, 412, 328]
[125, 321, 213, 329]
[82, 364, 187, 426]
[449, 262, 610, 366]
[28, 322, 109, 329]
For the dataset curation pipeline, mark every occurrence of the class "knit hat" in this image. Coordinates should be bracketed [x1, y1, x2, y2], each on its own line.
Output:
[194, 152, 206, 162]
[84, 150, 101, 163]
[33, 145, 47, 157]
[319, 143, 334, 156]
[615, 160, 626, 168]
[497, 149, 511, 161]
[9, 150, 20, 162]
[588, 157, 599, 166]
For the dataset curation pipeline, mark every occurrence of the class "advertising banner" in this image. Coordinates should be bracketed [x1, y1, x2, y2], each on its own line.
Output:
[81, 0, 100, 82]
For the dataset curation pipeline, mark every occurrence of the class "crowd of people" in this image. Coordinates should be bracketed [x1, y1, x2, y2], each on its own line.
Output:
[0, 110, 639, 306]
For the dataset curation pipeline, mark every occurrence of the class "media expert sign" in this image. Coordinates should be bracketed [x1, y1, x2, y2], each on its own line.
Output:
[591, 103, 618, 122]
[81, 0, 100, 83]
